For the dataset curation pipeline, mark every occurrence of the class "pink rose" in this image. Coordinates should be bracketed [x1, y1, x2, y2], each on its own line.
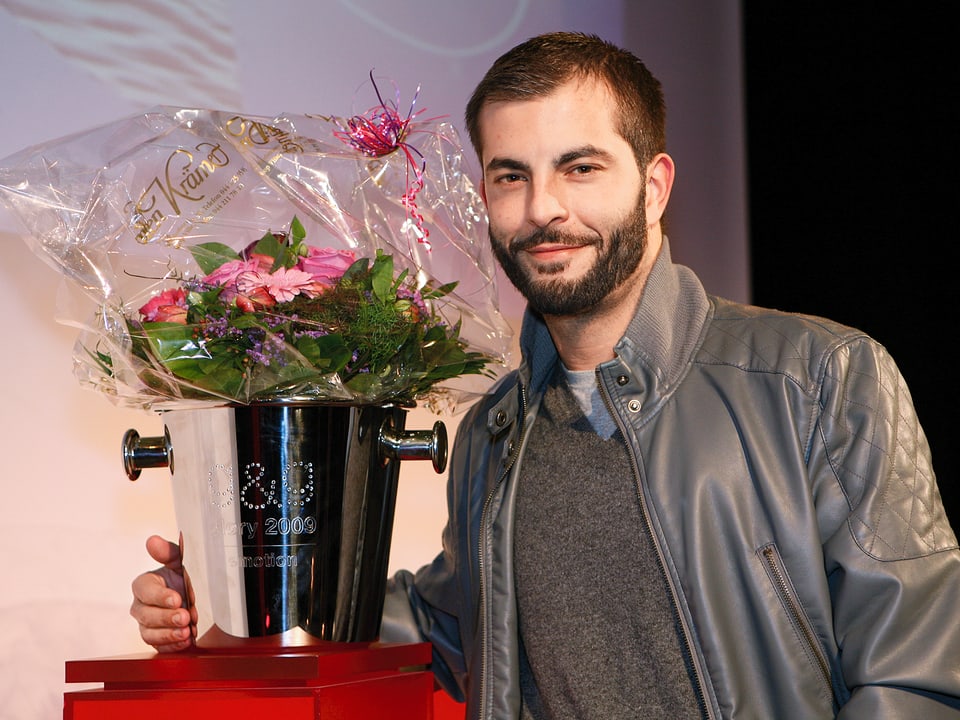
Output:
[298, 247, 356, 287]
[139, 288, 188, 324]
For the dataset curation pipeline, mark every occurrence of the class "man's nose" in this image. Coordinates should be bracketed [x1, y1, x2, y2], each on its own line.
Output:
[526, 178, 567, 228]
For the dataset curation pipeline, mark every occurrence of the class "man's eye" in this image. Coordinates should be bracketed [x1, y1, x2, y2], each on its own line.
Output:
[571, 165, 595, 175]
[496, 173, 525, 184]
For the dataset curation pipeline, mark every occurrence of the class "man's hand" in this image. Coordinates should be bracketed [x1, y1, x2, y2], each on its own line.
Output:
[129, 534, 198, 652]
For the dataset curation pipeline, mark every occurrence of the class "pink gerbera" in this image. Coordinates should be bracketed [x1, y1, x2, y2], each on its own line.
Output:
[237, 266, 318, 303]
[203, 253, 273, 290]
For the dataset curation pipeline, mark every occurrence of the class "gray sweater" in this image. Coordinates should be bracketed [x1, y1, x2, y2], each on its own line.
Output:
[513, 366, 700, 718]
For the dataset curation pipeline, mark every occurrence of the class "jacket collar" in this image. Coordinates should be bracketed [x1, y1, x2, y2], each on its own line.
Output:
[516, 237, 711, 401]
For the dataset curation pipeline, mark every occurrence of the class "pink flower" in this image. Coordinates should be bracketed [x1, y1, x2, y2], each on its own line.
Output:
[236, 286, 276, 312]
[203, 254, 273, 290]
[298, 247, 356, 287]
[237, 266, 318, 303]
[139, 288, 188, 324]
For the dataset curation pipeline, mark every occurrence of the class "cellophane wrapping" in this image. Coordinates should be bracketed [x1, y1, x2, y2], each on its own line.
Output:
[0, 85, 512, 413]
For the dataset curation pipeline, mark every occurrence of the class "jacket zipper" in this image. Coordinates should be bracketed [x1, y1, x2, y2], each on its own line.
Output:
[478, 382, 529, 720]
[760, 544, 837, 709]
[596, 372, 714, 720]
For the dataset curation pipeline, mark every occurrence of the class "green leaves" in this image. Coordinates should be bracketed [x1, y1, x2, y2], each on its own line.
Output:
[189, 215, 311, 274]
[190, 242, 238, 275]
[290, 215, 306, 244]
[137, 321, 244, 397]
[294, 333, 353, 373]
[370, 251, 395, 302]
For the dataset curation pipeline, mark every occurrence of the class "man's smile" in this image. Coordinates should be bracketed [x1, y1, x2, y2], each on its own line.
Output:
[524, 243, 590, 263]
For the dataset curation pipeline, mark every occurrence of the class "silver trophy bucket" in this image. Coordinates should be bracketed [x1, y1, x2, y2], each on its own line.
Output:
[123, 403, 446, 647]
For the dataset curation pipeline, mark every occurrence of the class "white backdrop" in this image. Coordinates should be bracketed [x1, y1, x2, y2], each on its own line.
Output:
[0, 1, 746, 717]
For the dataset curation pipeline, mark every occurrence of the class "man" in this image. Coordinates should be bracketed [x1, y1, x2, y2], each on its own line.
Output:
[132, 32, 960, 718]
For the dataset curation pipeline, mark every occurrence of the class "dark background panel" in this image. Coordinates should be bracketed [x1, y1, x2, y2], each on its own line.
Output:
[741, 5, 958, 522]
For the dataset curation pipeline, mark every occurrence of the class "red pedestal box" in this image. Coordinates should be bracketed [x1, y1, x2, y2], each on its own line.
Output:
[63, 642, 435, 720]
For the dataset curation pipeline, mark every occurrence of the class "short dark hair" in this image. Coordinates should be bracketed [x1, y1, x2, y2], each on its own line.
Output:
[465, 32, 666, 168]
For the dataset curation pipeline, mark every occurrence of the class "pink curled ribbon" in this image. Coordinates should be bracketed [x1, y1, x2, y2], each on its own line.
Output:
[335, 72, 439, 248]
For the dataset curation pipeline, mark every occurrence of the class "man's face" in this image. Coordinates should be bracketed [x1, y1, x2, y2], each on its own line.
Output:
[478, 78, 649, 317]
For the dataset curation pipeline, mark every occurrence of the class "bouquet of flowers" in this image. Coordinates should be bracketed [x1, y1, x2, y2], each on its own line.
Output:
[0, 78, 511, 411]
[123, 215, 494, 404]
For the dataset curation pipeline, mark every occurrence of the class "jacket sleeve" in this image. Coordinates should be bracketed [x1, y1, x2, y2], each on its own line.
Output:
[379, 400, 491, 703]
[382, 562, 468, 702]
[813, 336, 960, 716]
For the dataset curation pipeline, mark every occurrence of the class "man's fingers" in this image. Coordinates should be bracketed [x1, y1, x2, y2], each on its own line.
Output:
[130, 573, 196, 651]
[136, 614, 195, 652]
[145, 534, 181, 568]
[131, 569, 180, 608]
[133, 534, 196, 652]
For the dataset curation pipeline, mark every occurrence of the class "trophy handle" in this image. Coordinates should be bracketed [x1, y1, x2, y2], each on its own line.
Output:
[122, 428, 172, 480]
[378, 418, 448, 474]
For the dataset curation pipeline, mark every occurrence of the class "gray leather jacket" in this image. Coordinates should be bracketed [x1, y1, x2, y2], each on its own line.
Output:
[383, 241, 960, 719]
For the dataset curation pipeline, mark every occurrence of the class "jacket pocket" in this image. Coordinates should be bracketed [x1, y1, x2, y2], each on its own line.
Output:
[758, 543, 837, 711]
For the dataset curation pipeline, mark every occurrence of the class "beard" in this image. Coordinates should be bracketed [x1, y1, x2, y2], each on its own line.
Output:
[489, 193, 648, 317]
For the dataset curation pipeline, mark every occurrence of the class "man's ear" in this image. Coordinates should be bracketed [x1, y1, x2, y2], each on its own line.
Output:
[644, 153, 675, 226]
[479, 178, 488, 206]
